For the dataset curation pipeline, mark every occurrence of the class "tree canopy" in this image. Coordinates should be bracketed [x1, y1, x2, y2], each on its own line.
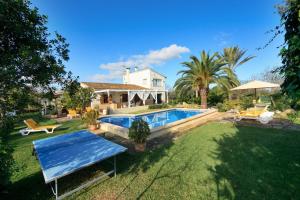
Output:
[0, 0, 77, 115]
[174, 51, 239, 108]
[61, 87, 95, 112]
[278, 0, 300, 101]
[0, 0, 77, 189]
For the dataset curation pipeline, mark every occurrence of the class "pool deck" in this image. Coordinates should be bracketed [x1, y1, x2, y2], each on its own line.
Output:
[98, 108, 218, 140]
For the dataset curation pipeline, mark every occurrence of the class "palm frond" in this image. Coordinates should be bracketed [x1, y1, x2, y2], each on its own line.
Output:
[174, 50, 240, 101]
[221, 46, 255, 70]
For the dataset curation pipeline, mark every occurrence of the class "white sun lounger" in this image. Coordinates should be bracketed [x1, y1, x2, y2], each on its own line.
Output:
[19, 119, 61, 136]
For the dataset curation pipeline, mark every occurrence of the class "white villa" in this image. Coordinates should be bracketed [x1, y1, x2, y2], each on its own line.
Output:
[81, 67, 168, 111]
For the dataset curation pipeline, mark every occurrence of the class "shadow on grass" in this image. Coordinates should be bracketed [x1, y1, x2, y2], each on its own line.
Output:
[115, 134, 197, 199]
[3, 171, 52, 200]
[136, 147, 195, 199]
[114, 140, 177, 199]
[209, 125, 300, 200]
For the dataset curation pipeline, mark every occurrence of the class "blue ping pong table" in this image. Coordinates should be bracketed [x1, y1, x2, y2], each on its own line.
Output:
[33, 130, 127, 199]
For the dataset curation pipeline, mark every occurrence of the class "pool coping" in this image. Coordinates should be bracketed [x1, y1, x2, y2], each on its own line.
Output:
[99, 108, 217, 139]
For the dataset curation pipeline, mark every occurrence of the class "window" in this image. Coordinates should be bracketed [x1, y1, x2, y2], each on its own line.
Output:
[152, 79, 162, 87]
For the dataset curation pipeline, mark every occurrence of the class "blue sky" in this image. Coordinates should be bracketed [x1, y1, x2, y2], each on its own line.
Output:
[32, 0, 283, 88]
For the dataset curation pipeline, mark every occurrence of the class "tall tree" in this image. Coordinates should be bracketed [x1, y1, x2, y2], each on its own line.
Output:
[278, 0, 300, 101]
[175, 51, 239, 108]
[61, 87, 95, 113]
[0, 0, 77, 189]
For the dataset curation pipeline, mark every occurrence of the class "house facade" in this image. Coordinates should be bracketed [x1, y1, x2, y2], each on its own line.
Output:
[123, 67, 166, 91]
[81, 67, 168, 111]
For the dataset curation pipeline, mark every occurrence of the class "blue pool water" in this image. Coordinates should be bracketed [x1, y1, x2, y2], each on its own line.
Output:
[99, 109, 202, 129]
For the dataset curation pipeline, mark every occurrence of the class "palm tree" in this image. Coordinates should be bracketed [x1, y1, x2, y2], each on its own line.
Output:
[220, 46, 255, 71]
[174, 51, 239, 108]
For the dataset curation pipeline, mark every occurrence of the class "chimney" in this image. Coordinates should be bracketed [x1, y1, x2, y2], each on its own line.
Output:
[134, 66, 138, 72]
[125, 67, 130, 75]
[124, 67, 130, 84]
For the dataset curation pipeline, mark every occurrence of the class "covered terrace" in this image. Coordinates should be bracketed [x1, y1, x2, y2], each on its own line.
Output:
[80, 82, 168, 110]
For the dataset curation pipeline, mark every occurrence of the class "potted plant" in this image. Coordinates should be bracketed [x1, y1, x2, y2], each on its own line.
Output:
[83, 109, 99, 131]
[128, 119, 150, 152]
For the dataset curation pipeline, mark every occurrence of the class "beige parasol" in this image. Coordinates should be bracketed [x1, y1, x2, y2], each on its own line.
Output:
[230, 80, 280, 99]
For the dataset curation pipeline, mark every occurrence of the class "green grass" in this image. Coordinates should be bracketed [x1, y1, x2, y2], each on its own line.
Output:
[4, 117, 300, 200]
[8, 118, 85, 186]
[294, 118, 300, 125]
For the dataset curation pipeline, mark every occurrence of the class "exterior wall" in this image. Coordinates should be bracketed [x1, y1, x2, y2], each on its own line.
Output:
[123, 69, 151, 88]
[150, 70, 166, 90]
[123, 68, 166, 90]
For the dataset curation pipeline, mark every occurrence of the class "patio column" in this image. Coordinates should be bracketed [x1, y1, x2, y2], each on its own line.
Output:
[99, 94, 104, 104]
[166, 91, 169, 103]
[155, 91, 158, 104]
[107, 90, 113, 103]
[128, 90, 131, 108]
[143, 90, 146, 105]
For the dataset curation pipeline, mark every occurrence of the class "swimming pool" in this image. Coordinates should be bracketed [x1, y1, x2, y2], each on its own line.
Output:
[99, 109, 202, 129]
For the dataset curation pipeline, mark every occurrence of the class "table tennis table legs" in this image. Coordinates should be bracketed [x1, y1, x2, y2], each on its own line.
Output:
[50, 155, 117, 200]
[114, 155, 116, 177]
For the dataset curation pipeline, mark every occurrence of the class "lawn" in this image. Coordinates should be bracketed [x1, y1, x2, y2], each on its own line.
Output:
[4, 116, 300, 200]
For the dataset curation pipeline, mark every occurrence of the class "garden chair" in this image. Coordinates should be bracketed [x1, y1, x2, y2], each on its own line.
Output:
[20, 119, 61, 136]
[67, 109, 80, 119]
[86, 107, 92, 112]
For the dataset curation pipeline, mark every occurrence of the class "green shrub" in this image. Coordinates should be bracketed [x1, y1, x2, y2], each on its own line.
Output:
[208, 86, 227, 106]
[83, 110, 99, 125]
[148, 103, 168, 109]
[216, 99, 240, 112]
[49, 109, 58, 115]
[128, 119, 150, 143]
[270, 92, 291, 111]
[259, 96, 271, 104]
[168, 100, 178, 106]
[216, 103, 226, 112]
[239, 95, 254, 110]
[287, 112, 298, 123]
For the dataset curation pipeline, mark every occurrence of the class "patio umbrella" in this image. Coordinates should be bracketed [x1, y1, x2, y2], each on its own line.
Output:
[230, 80, 280, 99]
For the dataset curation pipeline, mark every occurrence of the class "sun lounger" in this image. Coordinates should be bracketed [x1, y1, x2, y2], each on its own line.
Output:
[258, 111, 274, 124]
[20, 119, 61, 136]
[234, 105, 274, 124]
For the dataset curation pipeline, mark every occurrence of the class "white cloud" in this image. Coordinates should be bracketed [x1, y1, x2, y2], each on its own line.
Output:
[91, 44, 190, 82]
